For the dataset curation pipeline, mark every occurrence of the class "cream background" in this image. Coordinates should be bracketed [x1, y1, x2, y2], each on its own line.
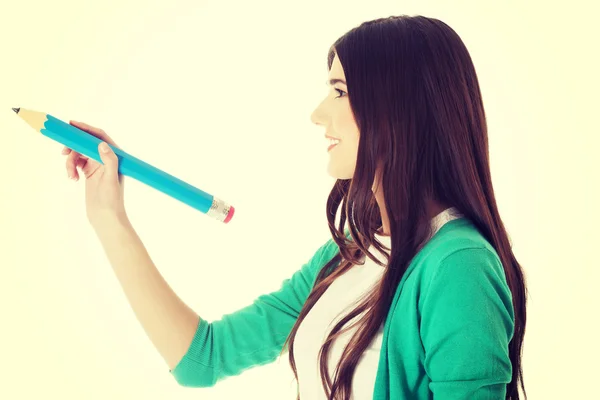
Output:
[0, 0, 598, 399]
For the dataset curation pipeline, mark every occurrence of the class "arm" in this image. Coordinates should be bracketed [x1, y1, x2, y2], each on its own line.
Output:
[170, 236, 339, 387]
[93, 214, 200, 371]
[419, 248, 515, 399]
[94, 214, 339, 387]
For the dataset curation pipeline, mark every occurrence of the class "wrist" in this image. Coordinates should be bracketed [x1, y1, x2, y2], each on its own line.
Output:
[90, 210, 131, 234]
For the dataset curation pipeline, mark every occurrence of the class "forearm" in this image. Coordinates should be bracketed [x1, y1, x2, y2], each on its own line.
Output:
[92, 215, 199, 370]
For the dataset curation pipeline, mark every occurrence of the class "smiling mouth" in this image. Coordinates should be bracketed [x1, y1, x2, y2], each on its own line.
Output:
[327, 141, 340, 152]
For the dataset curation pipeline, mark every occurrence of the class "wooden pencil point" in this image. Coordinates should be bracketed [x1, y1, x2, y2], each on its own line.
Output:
[12, 107, 20, 114]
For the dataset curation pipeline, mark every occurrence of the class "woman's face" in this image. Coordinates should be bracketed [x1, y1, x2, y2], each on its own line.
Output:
[310, 54, 360, 180]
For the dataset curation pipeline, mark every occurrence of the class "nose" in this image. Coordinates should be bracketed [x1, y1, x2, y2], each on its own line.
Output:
[310, 109, 319, 126]
[310, 98, 327, 126]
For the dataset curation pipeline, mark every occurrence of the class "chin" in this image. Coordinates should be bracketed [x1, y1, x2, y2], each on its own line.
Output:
[327, 164, 354, 180]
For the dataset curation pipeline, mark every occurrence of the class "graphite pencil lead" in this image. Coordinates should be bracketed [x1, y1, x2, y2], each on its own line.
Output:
[12, 107, 20, 114]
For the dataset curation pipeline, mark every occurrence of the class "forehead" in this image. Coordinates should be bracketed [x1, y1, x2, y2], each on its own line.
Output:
[329, 54, 345, 79]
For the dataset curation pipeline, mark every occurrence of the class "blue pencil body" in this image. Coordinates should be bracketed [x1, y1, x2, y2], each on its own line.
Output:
[41, 113, 234, 223]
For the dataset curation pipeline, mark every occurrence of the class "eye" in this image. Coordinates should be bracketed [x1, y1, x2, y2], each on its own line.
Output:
[334, 88, 347, 98]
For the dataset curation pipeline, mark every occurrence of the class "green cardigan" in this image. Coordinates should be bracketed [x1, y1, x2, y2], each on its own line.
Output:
[170, 218, 515, 399]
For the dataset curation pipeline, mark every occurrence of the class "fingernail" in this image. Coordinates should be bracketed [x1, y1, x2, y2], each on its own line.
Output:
[100, 142, 110, 153]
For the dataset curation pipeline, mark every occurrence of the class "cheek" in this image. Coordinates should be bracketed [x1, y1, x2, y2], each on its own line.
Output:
[334, 110, 360, 141]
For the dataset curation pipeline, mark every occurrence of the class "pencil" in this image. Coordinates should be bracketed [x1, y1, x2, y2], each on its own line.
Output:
[12, 107, 235, 224]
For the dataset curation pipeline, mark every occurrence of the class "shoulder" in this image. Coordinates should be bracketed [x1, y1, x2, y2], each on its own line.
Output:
[415, 219, 512, 310]
[417, 218, 504, 277]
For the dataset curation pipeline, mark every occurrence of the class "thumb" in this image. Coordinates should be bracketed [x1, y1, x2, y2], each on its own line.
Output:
[98, 141, 119, 178]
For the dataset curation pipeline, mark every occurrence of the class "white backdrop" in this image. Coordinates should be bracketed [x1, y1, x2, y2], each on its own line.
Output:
[1, 0, 598, 399]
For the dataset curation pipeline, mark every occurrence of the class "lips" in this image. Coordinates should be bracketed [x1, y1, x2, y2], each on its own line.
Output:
[325, 133, 341, 146]
[325, 133, 340, 152]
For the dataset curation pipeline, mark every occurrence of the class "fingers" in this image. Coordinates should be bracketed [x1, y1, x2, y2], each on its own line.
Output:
[81, 158, 101, 179]
[63, 150, 101, 181]
[62, 120, 119, 180]
[74, 157, 89, 180]
[66, 150, 82, 180]
[97, 142, 119, 178]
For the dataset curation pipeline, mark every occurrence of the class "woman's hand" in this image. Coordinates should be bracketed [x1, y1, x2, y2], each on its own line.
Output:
[62, 120, 126, 227]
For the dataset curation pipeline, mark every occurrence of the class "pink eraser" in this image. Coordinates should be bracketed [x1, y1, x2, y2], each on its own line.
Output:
[224, 206, 235, 223]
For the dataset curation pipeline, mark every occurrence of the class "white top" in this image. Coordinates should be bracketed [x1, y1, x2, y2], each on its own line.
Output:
[293, 207, 463, 399]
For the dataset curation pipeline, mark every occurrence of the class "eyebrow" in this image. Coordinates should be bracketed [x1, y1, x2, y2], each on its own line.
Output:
[326, 78, 347, 86]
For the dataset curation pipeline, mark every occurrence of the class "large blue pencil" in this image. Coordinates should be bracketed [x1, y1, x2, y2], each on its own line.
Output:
[13, 107, 235, 224]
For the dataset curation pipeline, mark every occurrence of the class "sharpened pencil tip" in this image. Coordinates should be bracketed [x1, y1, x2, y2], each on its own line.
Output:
[12, 107, 20, 114]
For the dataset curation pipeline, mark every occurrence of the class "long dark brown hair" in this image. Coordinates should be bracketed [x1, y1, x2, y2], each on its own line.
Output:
[279, 15, 527, 400]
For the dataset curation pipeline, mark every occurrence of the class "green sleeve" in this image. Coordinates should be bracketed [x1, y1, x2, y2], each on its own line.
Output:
[419, 247, 515, 399]
[170, 238, 339, 387]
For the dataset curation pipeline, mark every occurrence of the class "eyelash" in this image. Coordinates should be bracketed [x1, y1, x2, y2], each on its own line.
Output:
[334, 88, 347, 98]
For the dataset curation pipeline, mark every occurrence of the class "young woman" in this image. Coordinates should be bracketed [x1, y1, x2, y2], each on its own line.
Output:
[62, 14, 527, 400]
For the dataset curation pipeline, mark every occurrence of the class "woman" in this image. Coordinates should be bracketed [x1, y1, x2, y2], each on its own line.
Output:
[62, 15, 527, 400]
